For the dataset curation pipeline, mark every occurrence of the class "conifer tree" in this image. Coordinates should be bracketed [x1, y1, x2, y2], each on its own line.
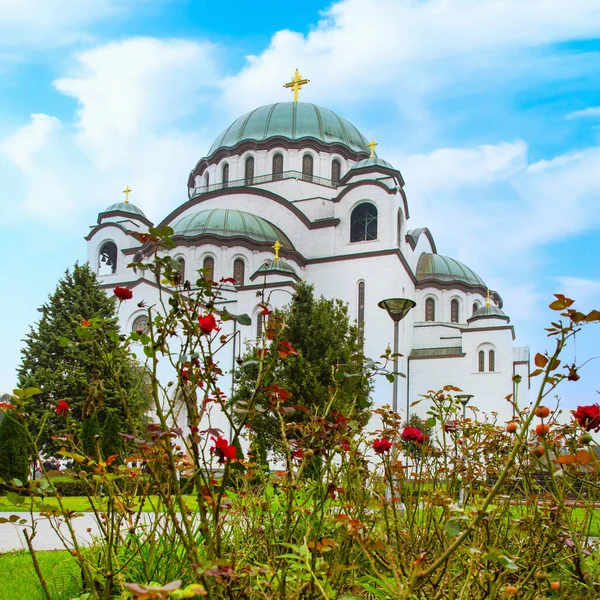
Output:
[81, 413, 101, 460]
[18, 263, 152, 453]
[0, 411, 30, 483]
[101, 410, 124, 461]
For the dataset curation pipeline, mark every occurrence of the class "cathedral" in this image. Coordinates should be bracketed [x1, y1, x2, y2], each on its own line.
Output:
[85, 71, 529, 425]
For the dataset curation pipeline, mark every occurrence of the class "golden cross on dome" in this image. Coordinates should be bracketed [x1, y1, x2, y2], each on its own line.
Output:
[486, 288, 491, 306]
[272, 239, 282, 261]
[283, 69, 309, 102]
[367, 138, 378, 158]
[123, 185, 132, 204]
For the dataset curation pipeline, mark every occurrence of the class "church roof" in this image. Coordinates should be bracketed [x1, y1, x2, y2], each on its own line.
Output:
[468, 304, 510, 324]
[102, 201, 147, 219]
[416, 253, 486, 288]
[208, 102, 369, 156]
[252, 259, 299, 281]
[171, 209, 294, 249]
[350, 156, 395, 170]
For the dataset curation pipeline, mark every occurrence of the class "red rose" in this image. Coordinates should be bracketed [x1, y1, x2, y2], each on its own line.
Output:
[572, 404, 600, 432]
[56, 400, 70, 415]
[198, 313, 217, 335]
[210, 436, 236, 463]
[114, 286, 133, 300]
[444, 420, 458, 433]
[81, 320, 91, 327]
[373, 438, 393, 454]
[401, 426, 424, 444]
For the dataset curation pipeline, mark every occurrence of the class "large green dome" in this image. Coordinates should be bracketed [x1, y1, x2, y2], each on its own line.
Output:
[208, 102, 370, 156]
[416, 253, 486, 288]
[172, 209, 294, 249]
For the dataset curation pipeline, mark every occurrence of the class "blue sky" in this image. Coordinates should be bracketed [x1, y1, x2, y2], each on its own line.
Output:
[1, 0, 599, 415]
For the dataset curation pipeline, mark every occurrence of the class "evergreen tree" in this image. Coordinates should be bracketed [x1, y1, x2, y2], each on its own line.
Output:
[81, 413, 101, 460]
[18, 263, 152, 453]
[233, 282, 372, 456]
[101, 410, 124, 461]
[0, 411, 30, 483]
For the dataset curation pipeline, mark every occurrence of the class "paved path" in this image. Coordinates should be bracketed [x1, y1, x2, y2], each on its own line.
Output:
[0, 512, 100, 553]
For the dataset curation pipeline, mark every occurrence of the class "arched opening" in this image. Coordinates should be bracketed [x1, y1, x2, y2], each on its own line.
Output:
[222, 163, 229, 188]
[472, 302, 480, 315]
[425, 297, 435, 322]
[244, 156, 254, 185]
[350, 202, 378, 242]
[205, 172, 210, 188]
[331, 159, 341, 184]
[358, 281, 365, 343]
[489, 350, 496, 372]
[273, 153, 283, 181]
[450, 299, 459, 323]
[132, 315, 149, 334]
[302, 154, 314, 182]
[175, 257, 185, 283]
[203, 256, 214, 282]
[98, 241, 118, 275]
[233, 258, 245, 286]
[478, 350, 485, 372]
[397, 209, 404, 247]
[256, 312, 264, 339]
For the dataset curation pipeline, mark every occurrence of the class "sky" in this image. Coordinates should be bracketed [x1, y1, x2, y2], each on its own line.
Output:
[0, 0, 599, 416]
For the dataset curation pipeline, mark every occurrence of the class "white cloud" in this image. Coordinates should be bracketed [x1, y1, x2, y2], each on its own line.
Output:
[566, 106, 600, 120]
[555, 277, 600, 309]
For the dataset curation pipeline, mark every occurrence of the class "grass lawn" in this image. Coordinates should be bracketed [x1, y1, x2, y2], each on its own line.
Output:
[0, 550, 80, 600]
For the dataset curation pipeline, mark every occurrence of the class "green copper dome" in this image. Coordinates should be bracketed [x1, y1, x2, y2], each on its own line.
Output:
[172, 209, 294, 249]
[256, 259, 297, 275]
[468, 304, 509, 324]
[350, 157, 395, 170]
[103, 202, 147, 219]
[208, 102, 370, 156]
[416, 253, 486, 288]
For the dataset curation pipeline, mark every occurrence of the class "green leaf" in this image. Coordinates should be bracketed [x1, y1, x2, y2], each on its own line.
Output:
[445, 518, 461, 537]
[385, 373, 395, 383]
[11, 478, 23, 488]
[6, 492, 25, 505]
[426, 417, 436, 427]
[58, 336, 72, 347]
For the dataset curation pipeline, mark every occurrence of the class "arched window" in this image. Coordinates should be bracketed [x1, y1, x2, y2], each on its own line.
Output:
[244, 156, 254, 185]
[331, 159, 341, 184]
[203, 256, 214, 282]
[472, 302, 480, 315]
[450, 299, 459, 323]
[358, 281, 365, 343]
[302, 154, 313, 182]
[205, 172, 210, 188]
[273, 153, 283, 181]
[132, 315, 149, 334]
[425, 297, 435, 322]
[397, 209, 404, 247]
[222, 163, 229, 188]
[233, 259, 245, 286]
[98, 241, 118, 275]
[478, 350, 485, 372]
[350, 202, 378, 242]
[175, 257, 185, 283]
[256, 312, 264, 339]
[489, 350, 496, 372]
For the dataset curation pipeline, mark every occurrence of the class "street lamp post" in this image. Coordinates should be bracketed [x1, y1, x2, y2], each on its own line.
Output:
[456, 394, 473, 505]
[378, 298, 416, 415]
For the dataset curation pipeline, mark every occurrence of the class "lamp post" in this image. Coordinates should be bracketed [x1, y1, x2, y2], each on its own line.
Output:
[455, 394, 473, 505]
[378, 298, 416, 415]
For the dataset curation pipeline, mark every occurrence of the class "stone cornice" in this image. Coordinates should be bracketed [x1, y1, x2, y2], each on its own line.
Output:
[98, 210, 153, 228]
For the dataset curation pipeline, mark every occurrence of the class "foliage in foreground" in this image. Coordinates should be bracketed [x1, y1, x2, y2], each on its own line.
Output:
[1, 231, 599, 600]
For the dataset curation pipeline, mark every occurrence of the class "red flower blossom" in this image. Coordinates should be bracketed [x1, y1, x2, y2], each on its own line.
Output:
[278, 340, 298, 358]
[198, 313, 218, 335]
[401, 426, 424, 444]
[56, 400, 70, 416]
[81, 320, 91, 327]
[373, 438, 393, 454]
[113, 286, 133, 300]
[444, 420, 458, 433]
[572, 404, 600, 432]
[292, 448, 304, 460]
[210, 436, 236, 463]
[221, 277, 236, 284]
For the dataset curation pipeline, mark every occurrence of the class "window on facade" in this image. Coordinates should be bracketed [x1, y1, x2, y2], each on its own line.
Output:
[358, 281, 365, 343]
[98, 241, 118, 275]
[205, 172, 210, 188]
[473, 302, 480, 315]
[489, 350, 495, 372]
[331, 159, 341, 184]
[175, 257, 185, 283]
[244, 156, 254, 185]
[273, 153, 283, 181]
[397, 209, 404, 247]
[302, 154, 314, 181]
[132, 315, 149, 334]
[222, 163, 229, 188]
[425, 297, 435, 322]
[203, 256, 214, 281]
[451, 299, 459, 323]
[478, 350, 485, 373]
[256, 312, 264, 339]
[233, 259, 245, 286]
[350, 202, 378, 242]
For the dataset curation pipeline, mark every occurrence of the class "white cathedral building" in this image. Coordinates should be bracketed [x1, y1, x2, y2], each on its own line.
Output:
[85, 77, 530, 426]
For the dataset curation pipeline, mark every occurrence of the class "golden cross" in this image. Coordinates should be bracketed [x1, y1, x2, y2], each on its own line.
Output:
[367, 138, 378, 158]
[283, 69, 309, 102]
[486, 288, 491, 306]
[123, 186, 132, 204]
[272, 239, 282, 261]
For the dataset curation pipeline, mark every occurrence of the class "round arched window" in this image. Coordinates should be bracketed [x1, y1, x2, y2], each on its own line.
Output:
[350, 203, 378, 242]
[98, 241, 118, 275]
[132, 315, 149, 334]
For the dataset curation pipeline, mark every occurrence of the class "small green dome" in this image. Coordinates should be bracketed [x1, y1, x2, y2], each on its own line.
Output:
[208, 102, 369, 156]
[257, 259, 297, 275]
[468, 304, 509, 324]
[350, 157, 394, 170]
[172, 209, 294, 249]
[416, 253, 486, 288]
[103, 202, 147, 219]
